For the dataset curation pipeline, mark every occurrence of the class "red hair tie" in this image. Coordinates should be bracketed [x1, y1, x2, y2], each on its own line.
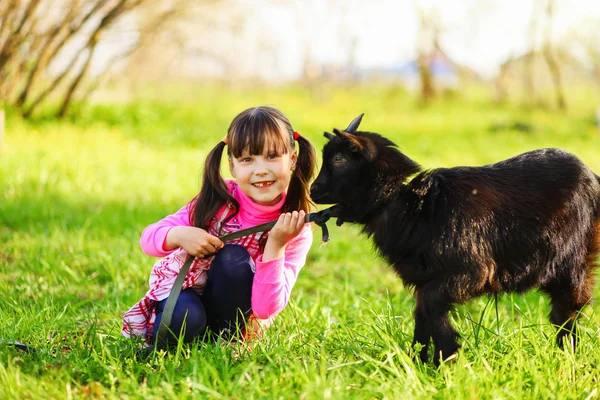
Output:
[293, 131, 301, 140]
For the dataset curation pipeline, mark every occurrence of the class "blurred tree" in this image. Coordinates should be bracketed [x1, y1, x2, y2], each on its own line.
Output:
[495, 54, 513, 104]
[415, 5, 438, 103]
[561, 19, 600, 89]
[0, 0, 192, 119]
[542, 0, 566, 110]
[413, 2, 464, 104]
[523, 0, 543, 105]
[119, 0, 283, 87]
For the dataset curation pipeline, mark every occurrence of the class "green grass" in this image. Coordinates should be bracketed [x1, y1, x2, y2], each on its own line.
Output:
[1, 84, 600, 399]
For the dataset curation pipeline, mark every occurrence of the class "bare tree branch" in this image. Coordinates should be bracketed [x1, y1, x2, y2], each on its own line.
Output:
[2, 0, 207, 119]
[77, 42, 139, 105]
[57, 38, 99, 118]
[14, 0, 88, 106]
[0, 0, 42, 70]
[23, 0, 136, 117]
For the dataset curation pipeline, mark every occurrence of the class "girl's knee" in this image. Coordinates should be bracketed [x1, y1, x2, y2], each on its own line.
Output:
[211, 244, 255, 280]
[155, 289, 207, 343]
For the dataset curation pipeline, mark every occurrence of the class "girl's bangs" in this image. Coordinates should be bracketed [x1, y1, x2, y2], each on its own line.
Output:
[229, 113, 290, 157]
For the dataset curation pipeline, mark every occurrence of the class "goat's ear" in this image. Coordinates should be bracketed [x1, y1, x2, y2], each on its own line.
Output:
[324, 132, 335, 141]
[332, 128, 377, 161]
[361, 137, 377, 161]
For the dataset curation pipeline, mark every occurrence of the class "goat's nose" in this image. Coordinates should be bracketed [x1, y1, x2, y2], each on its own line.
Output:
[310, 183, 319, 195]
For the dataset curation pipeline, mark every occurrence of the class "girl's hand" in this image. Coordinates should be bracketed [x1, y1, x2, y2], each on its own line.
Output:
[165, 226, 224, 258]
[268, 211, 307, 247]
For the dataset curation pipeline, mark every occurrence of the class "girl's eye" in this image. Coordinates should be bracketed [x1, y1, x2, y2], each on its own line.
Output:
[241, 157, 252, 162]
[268, 153, 279, 159]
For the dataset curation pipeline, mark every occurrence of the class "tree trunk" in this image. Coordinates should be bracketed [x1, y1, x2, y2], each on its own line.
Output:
[23, 46, 88, 118]
[418, 53, 434, 102]
[543, 50, 566, 110]
[415, 6, 438, 104]
[543, 0, 566, 111]
[24, 0, 129, 118]
[495, 57, 512, 103]
[0, 0, 41, 71]
[57, 40, 98, 118]
[524, 0, 541, 104]
[1, 0, 199, 119]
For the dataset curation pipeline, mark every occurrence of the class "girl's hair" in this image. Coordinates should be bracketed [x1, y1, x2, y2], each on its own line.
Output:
[190, 106, 317, 232]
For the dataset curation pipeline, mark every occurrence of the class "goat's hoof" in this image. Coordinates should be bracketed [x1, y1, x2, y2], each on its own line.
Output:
[434, 348, 460, 366]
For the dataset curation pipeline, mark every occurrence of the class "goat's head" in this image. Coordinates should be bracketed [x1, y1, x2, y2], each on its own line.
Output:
[310, 114, 421, 209]
[310, 113, 377, 205]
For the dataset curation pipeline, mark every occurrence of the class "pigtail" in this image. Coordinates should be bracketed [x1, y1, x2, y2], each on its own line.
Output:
[283, 135, 317, 213]
[191, 141, 239, 230]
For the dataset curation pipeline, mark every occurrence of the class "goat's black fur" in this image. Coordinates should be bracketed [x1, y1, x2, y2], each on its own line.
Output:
[311, 128, 600, 364]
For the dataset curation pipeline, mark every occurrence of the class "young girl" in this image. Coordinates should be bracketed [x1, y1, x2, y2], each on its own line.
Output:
[122, 106, 317, 344]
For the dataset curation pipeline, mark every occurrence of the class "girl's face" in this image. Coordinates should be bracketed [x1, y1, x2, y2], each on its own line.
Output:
[229, 132, 297, 206]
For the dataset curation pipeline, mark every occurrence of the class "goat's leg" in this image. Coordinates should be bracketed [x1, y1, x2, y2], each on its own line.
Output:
[414, 282, 460, 364]
[542, 272, 593, 351]
[431, 312, 460, 365]
[412, 306, 430, 363]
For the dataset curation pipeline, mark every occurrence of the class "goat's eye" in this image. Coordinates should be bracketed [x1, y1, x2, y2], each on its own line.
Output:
[332, 154, 347, 166]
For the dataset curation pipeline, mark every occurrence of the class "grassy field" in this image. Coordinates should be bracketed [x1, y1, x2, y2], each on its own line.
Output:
[1, 84, 600, 399]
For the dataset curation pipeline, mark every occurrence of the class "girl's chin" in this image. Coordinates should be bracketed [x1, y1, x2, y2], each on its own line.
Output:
[248, 189, 282, 206]
[252, 194, 282, 206]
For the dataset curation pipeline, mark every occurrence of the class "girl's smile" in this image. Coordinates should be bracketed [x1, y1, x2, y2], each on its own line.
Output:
[252, 180, 275, 189]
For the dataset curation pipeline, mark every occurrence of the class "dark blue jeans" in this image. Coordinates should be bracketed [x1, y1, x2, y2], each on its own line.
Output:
[153, 244, 255, 344]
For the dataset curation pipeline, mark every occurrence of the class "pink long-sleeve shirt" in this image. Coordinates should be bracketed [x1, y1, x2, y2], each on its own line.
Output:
[122, 180, 312, 339]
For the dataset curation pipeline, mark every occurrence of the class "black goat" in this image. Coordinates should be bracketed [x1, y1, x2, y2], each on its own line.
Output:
[310, 116, 600, 364]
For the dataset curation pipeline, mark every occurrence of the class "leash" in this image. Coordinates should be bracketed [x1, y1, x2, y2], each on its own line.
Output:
[143, 205, 338, 356]
[0, 338, 36, 354]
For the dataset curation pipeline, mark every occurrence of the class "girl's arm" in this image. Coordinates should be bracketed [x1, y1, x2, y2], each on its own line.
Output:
[251, 224, 313, 319]
[140, 203, 192, 257]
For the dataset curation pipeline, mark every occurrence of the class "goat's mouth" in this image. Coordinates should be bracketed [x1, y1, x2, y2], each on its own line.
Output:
[310, 192, 337, 204]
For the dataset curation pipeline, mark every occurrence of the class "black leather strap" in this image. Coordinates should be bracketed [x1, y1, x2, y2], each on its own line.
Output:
[0, 338, 36, 354]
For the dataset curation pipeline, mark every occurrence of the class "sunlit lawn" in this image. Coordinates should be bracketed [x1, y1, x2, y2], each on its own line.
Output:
[1, 84, 600, 399]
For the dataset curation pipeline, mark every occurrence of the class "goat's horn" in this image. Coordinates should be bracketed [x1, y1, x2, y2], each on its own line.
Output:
[345, 113, 364, 133]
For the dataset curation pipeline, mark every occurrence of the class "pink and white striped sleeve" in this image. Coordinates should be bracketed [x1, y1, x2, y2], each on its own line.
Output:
[139, 202, 193, 257]
[251, 224, 313, 319]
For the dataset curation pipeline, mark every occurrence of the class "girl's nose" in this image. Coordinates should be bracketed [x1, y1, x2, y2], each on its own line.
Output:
[253, 160, 269, 175]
